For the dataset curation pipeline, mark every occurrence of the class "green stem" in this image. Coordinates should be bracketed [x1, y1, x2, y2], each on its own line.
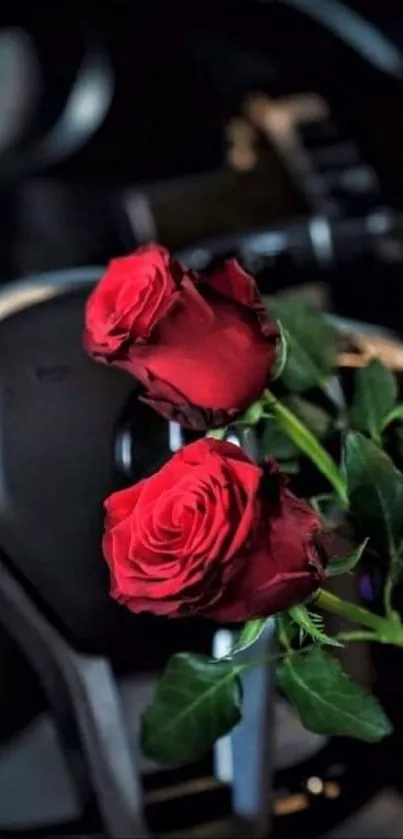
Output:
[336, 630, 379, 644]
[264, 390, 348, 507]
[317, 589, 403, 646]
[224, 641, 320, 672]
[381, 404, 403, 432]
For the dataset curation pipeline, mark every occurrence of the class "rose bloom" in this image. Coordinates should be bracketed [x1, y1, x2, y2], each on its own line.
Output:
[103, 439, 328, 622]
[83, 244, 279, 429]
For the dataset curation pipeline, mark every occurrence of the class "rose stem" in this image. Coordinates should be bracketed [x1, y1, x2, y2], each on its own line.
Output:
[317, 588, 403, 646]
[263, 390, 348, 507]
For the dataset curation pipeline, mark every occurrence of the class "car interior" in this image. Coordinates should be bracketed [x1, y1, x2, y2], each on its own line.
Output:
[1, 1, 403, 836]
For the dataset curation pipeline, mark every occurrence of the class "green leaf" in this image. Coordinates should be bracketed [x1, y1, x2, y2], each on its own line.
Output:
[277, 613, 299, 648]
[260, 418, 300, 473]
[344, 432, 403, 555]
[284, 395, 332, 440]
[140, 653, 242, 764]
[327, 538, 369, 577]
[268, 298, 342, 391]
[279, 459, 301, 475]
[231, 619, 269, 656]
[288, 605, 343, 648]
[349, 359, 397, 441]
[261, 416, 299, 460]
[277, 648, 392, 742]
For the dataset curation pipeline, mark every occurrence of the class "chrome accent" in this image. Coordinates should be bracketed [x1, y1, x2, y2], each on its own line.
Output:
[279, 0, 403, 80]
[0, 267, 103, 322]
[308, 215, 334, 268]
[32, 41, 114, 166]
[0, 28, 40, 157]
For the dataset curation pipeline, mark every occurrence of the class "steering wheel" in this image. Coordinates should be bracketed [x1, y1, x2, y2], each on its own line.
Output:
[175, 232, 403, 837]
[0, 22, 114, 180]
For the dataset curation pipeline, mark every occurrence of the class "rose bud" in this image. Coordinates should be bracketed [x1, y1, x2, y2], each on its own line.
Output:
[83, 244, 279, 429]
[103, 439, 328, 622]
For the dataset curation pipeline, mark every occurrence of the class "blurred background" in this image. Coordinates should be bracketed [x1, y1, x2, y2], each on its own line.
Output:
[1, 0, 403, 323]
[2, 1, 403, 837]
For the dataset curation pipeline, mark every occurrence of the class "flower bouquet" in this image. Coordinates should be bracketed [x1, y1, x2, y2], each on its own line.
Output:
[84, 243, 403, 766]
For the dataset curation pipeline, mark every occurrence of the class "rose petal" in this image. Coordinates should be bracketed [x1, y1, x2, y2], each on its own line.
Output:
[102, 438, 329, 624]
[203, 259, 278, 340]
[104, 483, 143, 528]
[84, 244, 181, 355]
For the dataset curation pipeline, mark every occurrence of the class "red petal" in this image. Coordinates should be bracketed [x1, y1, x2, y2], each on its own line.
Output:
[204, 259, 278, 340]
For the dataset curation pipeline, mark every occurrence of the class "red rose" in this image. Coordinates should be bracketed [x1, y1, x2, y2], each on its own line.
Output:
[83, 244, 278, 429]
[103, 439, 327, 622]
